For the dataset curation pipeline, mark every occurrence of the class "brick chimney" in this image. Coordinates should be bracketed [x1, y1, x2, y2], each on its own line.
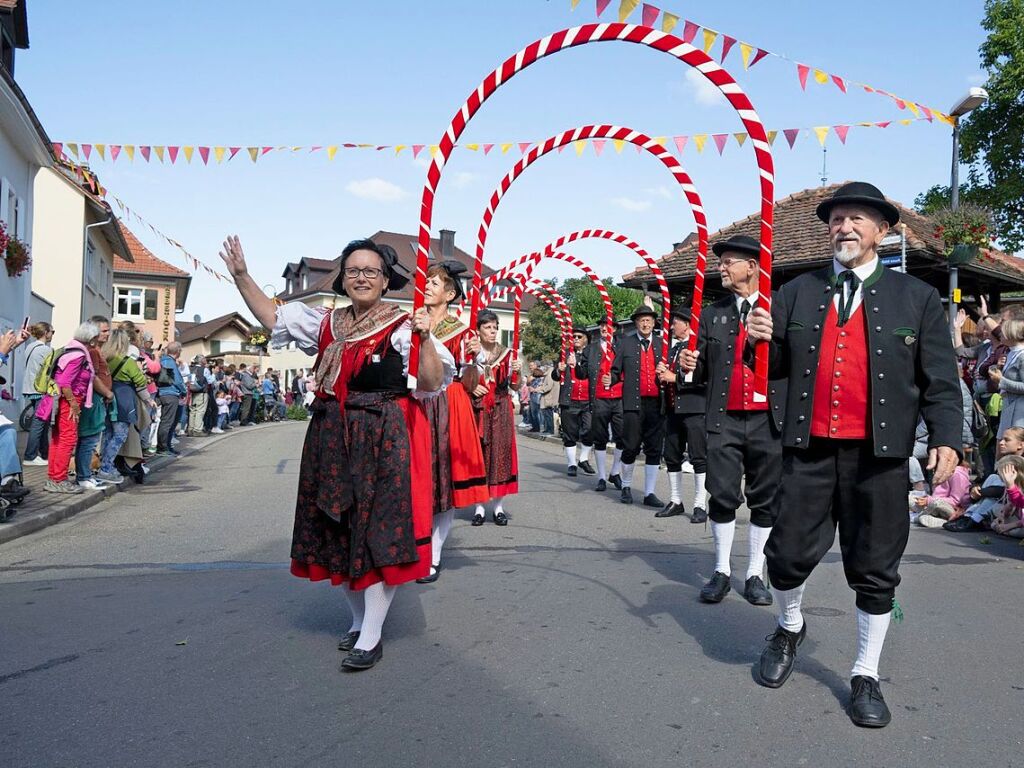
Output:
[439, 229, 456, 260]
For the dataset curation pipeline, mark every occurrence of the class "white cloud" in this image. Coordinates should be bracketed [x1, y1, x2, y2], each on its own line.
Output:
[682, 68, 727, 107]
[645, 185, 674, 200]
[450, 171, 477, 189]
[610, 196, 652, 212]
[345, 177, 408, 202]
[411, 155, 431, 169]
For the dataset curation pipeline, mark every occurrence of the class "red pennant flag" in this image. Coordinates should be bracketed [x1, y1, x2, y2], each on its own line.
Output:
[110, 145, 121, 162]
[641, 3, 658, 26]
[482, 144, 494, 155]
[797, 64, 810, 90]
[518, 142, 531, 154]
[862, 84, 876, 94]
[783, 129, 800, 148]
[893, 98, 907, 110]
[228, 147, 241, 160]
[831, 75, 847, 93]
[834, 125, 851, 144]
[674, 135, 688, 155]
[412, 145, 424, 158]
[261, 146, 274, 155]
[750, 48, 769, 67]
[167, 146, 179, 164]
[342, 143, 357, 148]
[140, 145, 151, 161]
[82, 143, 93, 160]
[875, 121, 891, 128]
[720, 35, 736, 63]
[596, 0, 612, 16]
[712, 134, 729, 154]
[682, 21, 698, 44]
[198, 147, 210, 165]
[52, 142, 63, 157]
[556, 145, 566, 153]
[920, 105, 934, 122]
[592, 139, 606, 156]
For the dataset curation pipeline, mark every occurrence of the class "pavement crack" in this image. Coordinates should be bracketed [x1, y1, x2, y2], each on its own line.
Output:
[0, 654, 80, 686]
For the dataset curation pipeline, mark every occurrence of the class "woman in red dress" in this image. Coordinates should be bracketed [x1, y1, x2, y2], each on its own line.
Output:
[471, 310, 520, 525]
[415, 261, 489, 583]
[219, 236, 454, 671]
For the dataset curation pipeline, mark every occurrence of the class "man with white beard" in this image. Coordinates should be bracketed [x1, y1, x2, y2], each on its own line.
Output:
[741, 182, 962, 728]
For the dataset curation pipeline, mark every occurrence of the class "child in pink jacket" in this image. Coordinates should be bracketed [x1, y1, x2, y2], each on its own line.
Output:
[915, 461, 973, 528]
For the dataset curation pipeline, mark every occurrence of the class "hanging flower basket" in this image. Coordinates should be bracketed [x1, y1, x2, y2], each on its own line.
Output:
[932, 204, 994, 265]
[1, 221, 32, 278]
[248, 330, 269, 348]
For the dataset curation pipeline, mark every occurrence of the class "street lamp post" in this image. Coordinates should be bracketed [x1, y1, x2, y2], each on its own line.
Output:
[947, 87, 988, 335]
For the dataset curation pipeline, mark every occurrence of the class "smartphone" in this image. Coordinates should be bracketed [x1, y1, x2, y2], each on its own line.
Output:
[21, 317, 29, 330]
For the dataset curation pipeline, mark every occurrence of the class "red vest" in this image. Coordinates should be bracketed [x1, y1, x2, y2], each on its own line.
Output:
[811, 303, 870, 439]
[595, 343, 623, 399]
[726, 323, 768, 412]
[570, 366, 589, 401]
[639, 341, 659, 397]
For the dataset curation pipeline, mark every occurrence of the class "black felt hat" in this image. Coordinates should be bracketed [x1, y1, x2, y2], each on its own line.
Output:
[670, 307, 692, 323]
[332, 238, 411, 296]
[815, 181, 900, 226]
[572, 325, 589, 337]
[434, 259, 468, 301]
[631, 304, 658, 321]
[711, 234, 760, 259]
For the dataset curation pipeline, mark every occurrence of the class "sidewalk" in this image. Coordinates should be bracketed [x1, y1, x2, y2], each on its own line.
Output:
[1, 422, 287, 545]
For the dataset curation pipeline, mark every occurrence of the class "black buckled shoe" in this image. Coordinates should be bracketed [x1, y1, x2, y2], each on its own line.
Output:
[942, 516, 984, 532]
[642, 493, 664, 508]
[655, 502, 685, 518]
[340, 642, 383, 671]
[494, 511, 509, 526]
[608, 473, 623, 490]
[620, 488, 633, 505]
[699, 571, 731, 603]
[337, 630, 360, 652]
[757, 622, 806, 688]
[471, 512, 485, 526]
[690, 506, 708, 524]
[416, 564, 441, 584]
[595, 479, 607, 492]
[743, 576, 773, 606]
[848, 675, 891, 727]
[567, 465, 578, 477]
[578, 460, 596, 475]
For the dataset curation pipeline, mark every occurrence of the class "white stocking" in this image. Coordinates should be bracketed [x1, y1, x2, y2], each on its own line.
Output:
[773, 584, 806, 633]
[611, 448, 623, 476]
[579, 445, 592, 463]
[341, 587, 365, 634]
[353, 582, 397, 651]
[431, 508, 455, 568]
[564, 446, 577, 468]
[643, 465, 658, 497]
[595, 449, 608, 480]
[620, 462, 635, 488]
[746, 524, 772, 580]
[667, 471, 682, 504]
[693, 472, 707, 509]
[711, 520, 735, 576]
[850, 608, 891, 680]
[493, 497, 505, 517]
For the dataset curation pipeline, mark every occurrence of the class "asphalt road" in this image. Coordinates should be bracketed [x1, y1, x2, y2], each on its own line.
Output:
[1, 422, 1022, 768]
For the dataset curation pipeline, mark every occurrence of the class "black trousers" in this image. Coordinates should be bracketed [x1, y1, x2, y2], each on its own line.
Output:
[663, 411, 707, 473]
[560, 402, 593, 447]
[706, 410, 780, 527]
[621, 397, 665, 465]
[765, 438, 909, 615]
[590, 398, 624, 451]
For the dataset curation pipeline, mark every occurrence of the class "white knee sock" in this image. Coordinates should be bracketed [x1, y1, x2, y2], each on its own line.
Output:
[564, 446, 577, 468]
[474, 503, 485, 518]
[773, 584, 806, 633]
[643, 465, 658, 497]
[431, 508, 455, 568]
[611, 448, 623, 476]
[341, 587, 366, 634]
[667, 471, 682, 504]
[579, 445, 592, 463]
[494, 497, 505, 517]
[621, 462, 635, 488]
[595, 449, 607, 480]
[354, 582, 397, 651]
[693, 472, 707, 509]
[711, 520, 735, 576]
[850, 608, 891, 680]
[746, 524, 772, 580]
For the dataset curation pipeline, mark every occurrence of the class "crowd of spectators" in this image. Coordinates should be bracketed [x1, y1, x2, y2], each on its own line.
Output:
[518, 360, 559, 435]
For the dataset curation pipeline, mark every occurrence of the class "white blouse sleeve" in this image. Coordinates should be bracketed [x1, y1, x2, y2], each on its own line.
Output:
[391, 320, 456, 399]
[271, 302, 326, 356]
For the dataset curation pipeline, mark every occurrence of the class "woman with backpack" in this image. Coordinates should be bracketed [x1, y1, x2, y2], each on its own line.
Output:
[98, 329, 154, 483]
[21, 322, 54, 466]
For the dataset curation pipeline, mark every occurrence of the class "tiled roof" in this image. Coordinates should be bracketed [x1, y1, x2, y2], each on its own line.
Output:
[176, 312, 253, 345]
[622, 183, 1024, 285]
[114, 222, 191, 278]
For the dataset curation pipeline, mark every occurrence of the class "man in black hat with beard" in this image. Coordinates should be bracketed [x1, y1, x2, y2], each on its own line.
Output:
[605, 304, 666, 507]
[553, 325, 596, 477]
[655, 307, 708, 522]
[744, 181, 961, 728]
[678, 234, 785, 608]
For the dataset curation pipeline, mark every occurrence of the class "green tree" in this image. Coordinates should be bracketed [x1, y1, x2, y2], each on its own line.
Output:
[913, 183, 986, 215]
[521, 300, 562, 362]
[556, 276, 647, 324]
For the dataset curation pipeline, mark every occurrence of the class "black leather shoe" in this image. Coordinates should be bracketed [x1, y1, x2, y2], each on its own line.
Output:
[699, 571, 731, 603]
[744, 576, 773, 606]
[942, 516, 984, 532]
[595, 479, 607, 492]
[848, 675, 892, 728]
[567, 465, 577, 477]
[578, 460, 596, 475]
[494, 511, 509, 526]
[416, 565, 441, 584]
[340, 642, 383, 671]
[655, 502, 685, 518]
[691, 506, 708, 524]
[471, 512, 485, 526]
[620, 488, 633, 505]
[757, 622, 806, 688]
[642, 493, 664, 509]
[608, 473, 623, 490]
[337, 630, 360, 652]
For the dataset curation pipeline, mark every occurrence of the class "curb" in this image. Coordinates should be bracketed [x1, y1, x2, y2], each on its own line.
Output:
[0, 421, 296, 546]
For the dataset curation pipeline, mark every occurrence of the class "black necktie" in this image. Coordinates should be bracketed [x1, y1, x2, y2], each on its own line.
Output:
[836, 271, 860, 327]
[739, 299, 751, 327]
[641, 338, 650, 351]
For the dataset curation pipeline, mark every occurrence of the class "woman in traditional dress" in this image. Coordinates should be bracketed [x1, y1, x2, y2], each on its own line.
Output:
[415, 261, 489, 584]
[219, 235, 454, 671]
[471, 310, 520, 525]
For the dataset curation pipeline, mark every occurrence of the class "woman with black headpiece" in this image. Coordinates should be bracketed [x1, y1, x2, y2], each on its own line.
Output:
[219, 235, 455, 671]
[414, 260, 489, 583]
[471, 309, 520, 525]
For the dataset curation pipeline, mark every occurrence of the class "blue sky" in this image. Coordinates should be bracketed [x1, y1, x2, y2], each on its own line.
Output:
[19, 0, 989, 321]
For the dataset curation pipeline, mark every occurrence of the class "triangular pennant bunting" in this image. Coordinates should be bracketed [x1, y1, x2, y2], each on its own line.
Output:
[465, 144, 479, 151]
[125, 145, 134, 162]
[767, 130, 778, 145]
[740, 42, 753, 69]
[140, 145, 151, 162]
[693, 134, 708, 153]
[500, 143, 512, 154]
[832, 75, 847, 93]
[214, 147, 226, 163]
[327, 146, 338, 160]
[617, 0, 640, 22]
[813, 69, 829, 85]
[661, 11, 678, 33]
[82, 144, 93, 160]
[247, 147, 259, 162]
[733, 133, 747, 146]
[394, 145, 406, 155]
[68, 142, 79, 158]
[834, 125, 850, 144]
[574, 140, 586, 156]
[596, 0, 612, 16]
[518, 142, 531, 154]
[412, 145, 424, 158]
[592, 139, 606, 156]
[182, 146, 193, 163]
[154, 146, 165, 163]
[750, 48, 769, 67]
[613, 139, 625, 153]
[110, 145, 121, 162]
[168, 146, 179, 164]
[797, 64, 811, 90]
[712, 134, 728, 154]
[813, 126, 829, 146]
[682, 20, 698, 44]
[261, 146, 274, 155]
[198, 147, 210, 165]
[673, 135, 688, 155]
[228, 147, 241, 160]
[701, 28, 718, 54]
[720, 35, 736, 63]
[641, 3, 658, 26]
[482, 144, 494, 155]
[783, 128, 800, 148]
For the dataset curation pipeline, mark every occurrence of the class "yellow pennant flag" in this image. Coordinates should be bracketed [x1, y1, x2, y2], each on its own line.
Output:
[574, 140, 586, 156]
[618, 0, 640, 22]
[857, 122, 874, 127]
[124, 145, 135, 162]
[813, 126, 829, 146]
[571, 0, 581, 8]
[734, 133, 748, 147]
[739, 42, 753, 69]
[429, 145, 440, 157]
[394, 145, 406, 155]
[702, 29, 718, 54]
[183, 146, 195, 163]
[291, 146, 303, 152]
[693, 134, 708, 153]
[613, 139, 625, 153]
[67, 142, 79, 158]
[154, 146, 165, 162]
[906, 102, 921, 117]
[327, 146, 338, 160]
[465, 143, 479, 151]
[247, 147, 259, 162]
[214, 147, 226, 163]
[661, 11, 678, 33]
[654, 136, 668, 148]
[96, 144, 107, 160]
[813, 69, 829, 85]
[500, 143, 513, 154]
[767, 130, 778, 146]
[899, 119, 913, 125]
